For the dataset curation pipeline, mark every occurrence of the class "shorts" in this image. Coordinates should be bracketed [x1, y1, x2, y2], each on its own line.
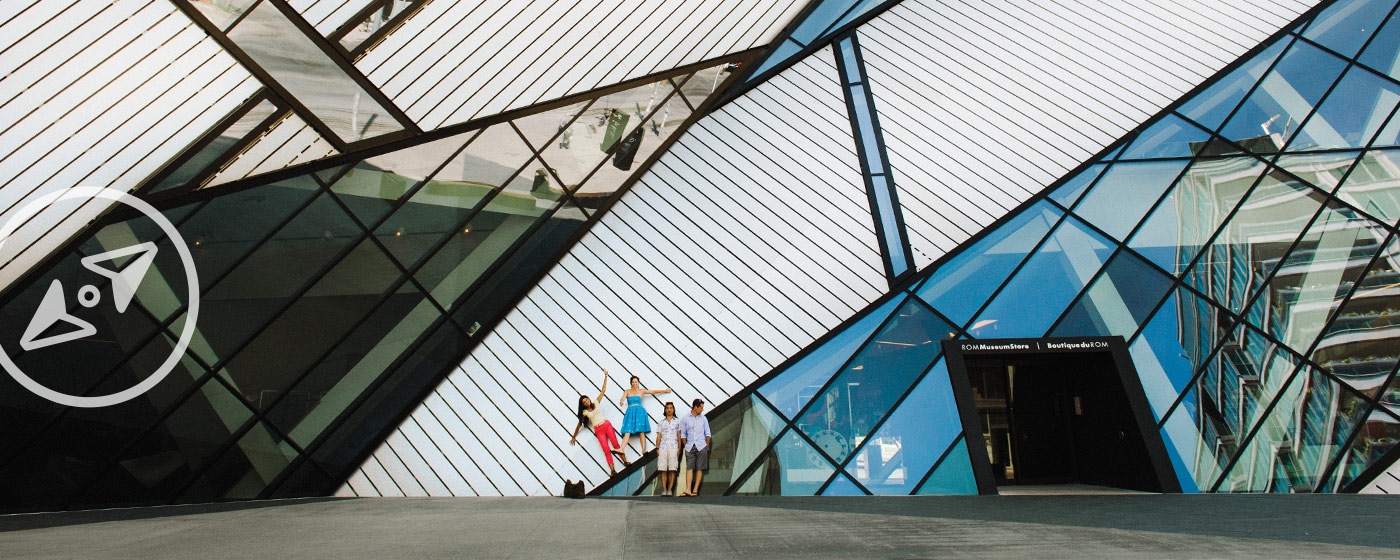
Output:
[657, 447, 680, 471]
[685, 446, 710, 471]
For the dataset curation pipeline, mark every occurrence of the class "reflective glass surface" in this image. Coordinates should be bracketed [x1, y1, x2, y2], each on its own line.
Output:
[1288, 66, 1400, 151]
[1075, 160, 1191, 241]
[759, 296, 903, 418]
[970, 216, 1114, 338]
[1053, 250, 1173, 338]
[1304, 0, 1396, 58]
[846, 359, 961, 494]
[1129, 157, 1267, 276]
[1335, 149, 1400, 224]
[1219, 41, 1348, 152]
[1048, 164, 1105, 210]
[914, 437, 978, 495]
[149, 100, 279, 195]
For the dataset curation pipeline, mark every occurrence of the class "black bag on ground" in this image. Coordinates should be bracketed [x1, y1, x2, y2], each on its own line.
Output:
[563, 480, 585, 499]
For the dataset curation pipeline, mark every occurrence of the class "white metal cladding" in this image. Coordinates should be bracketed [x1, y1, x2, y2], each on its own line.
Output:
[1361, 462, 1400, 494]
[288, 0, 374, 35]
[0, 0, 260, 292]
[859, 0, 1317, 269]
[355, 0, 807, 131]
[338, 49, 889, 496]
[205, 115, 340, 188]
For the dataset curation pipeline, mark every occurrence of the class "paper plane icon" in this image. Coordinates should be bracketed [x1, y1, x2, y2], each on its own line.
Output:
[80, 242, 157, 313]
[20, 280, 98, 351]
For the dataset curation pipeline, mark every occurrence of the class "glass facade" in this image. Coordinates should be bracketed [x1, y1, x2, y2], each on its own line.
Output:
[0, 60, 739, 513]
[599, 0, 1400, 496]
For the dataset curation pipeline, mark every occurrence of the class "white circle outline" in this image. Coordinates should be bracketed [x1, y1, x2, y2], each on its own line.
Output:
[77, 285, 101, 307]
[0, 187, 200, 408]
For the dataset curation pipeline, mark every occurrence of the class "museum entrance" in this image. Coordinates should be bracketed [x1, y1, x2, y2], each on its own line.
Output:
[944, 338, 1176, 494]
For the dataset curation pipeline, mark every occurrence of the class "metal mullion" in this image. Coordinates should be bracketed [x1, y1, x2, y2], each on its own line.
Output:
[133, 90, 273, 197]
[545, 88, 688, 195]
[1206, 363, 1310, 492]
[190, 105, 297, 191]
[629, 470, 661, 497]
[786, 295, 912, 425]
[223, 0, 265, 31]
[949, 207, 1079, 334]
[850, 31, 916, 280]
[346, 1, 432, 57]
[907, 434, 967, 495]
[1326, 361, 1400, 492]
[1203, 33, 1303, 137]
[262, 0, 419, 133]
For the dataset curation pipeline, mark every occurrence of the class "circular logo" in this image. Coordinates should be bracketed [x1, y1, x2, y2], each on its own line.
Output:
[0, 187, 200, 408]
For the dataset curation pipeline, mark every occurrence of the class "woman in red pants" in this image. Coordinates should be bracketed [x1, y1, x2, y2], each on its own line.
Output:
[570, 370, 629, 475]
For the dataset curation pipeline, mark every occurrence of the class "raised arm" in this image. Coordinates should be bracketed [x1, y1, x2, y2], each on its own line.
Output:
[645, 388, 672, 396]
[595, 370, 609, 403]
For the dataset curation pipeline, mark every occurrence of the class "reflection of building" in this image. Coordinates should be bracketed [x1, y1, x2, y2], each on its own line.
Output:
[4, 0, 1400, 513]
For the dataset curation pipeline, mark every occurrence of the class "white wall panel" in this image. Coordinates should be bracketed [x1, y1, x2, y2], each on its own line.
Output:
[859, 0, 1315, 268]
[205, 115, 340, 187]
[1361, 460, 1400, 494]
[344, 48, 886, 495]
[0, 1, 260, 293]
[357, 0, 805, 130]
[289, 0, 373, 34]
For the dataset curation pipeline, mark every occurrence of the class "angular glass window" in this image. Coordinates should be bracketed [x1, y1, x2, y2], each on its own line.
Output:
[177, 178, 321, 292]
[1129, 156, 1267, 276]
[1184, 172, 1327, 315]
[1274, 151, 1362, 193]
[338, 0, 420, 52]
[821, 473, 867, 495]
[1218, 41, 1348, 153]
[1047, 164, 1105, 210]
[187, 0, 259, 31]
[181, 422, 300, 500]
[1303, 0, 1396, 58]
[1074, 160, 1192, 242]
[970, 216, 1115, 339]
[1119, 114, 1212, 160]
[790, 0, 866, 45]
[769, 429, 838, 495]
[759, 296, 904, 418]
[148, 100, 279, 195]
[1211, 369, 1309, 492]
[845, 359, 962, 495]
[1130, 287, 1233, 420]
[327, 132, 476, 226]
[1052, 250, 1173, 339]
[1359, 6, 1400, 81]
[1178, 41, 1287, 132]
[1309, 238, 1400, 392]
[1335, 149, 1400, 224]
[917, 201, 1062, 327]
[692, 395, 786, 495]
[794, 299, 950, 464]
[914, 437, 978, 495]
[574, 84, 696, 211]
[1290, 369, 1373, 491]
[536, 78, 679, 191]
[1287, 66, 1400, 151]
[1321, 403, 1400, 491]
[228, 1, 404, 142]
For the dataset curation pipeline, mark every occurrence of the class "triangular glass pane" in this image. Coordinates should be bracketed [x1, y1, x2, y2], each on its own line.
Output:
[730, 444, 781, 495]
[821, 473, 866, 495]
[760, 296, 905, 419]
[969, 215, 1115, 338]
[1128, 156, 1267, 276]
[746, 40, 804, 83]
[790, 0, 864, 45]
[538, 77, 678, 190]
[1052, 249, 1173, 338]
[512, 99, 590, 154]
[1303, 0, 1396, 59]
[574, 84, 697, 211]
[1212, 369, 1310, 492]
[1048, 164, 1105, 210]
[1219, 41, 1349, 153]
[772, 429, 837, 495]
[1178, 40, 1287, 132]
[1287, 66, 1400, 152]
[917, 200, 1063, 326]
[1309, 237, 1400, 390]
[1074, 160, 1192, 242]
[1274, 151, 1362, 193]
[1130, 286, 1234, 420]
[707, 394, 785, 494]
[748, 394, 787, 437]
[1319, 402, 1400, 491]
[846, 358, 961, 495]
[1102, 142, 1128, 162]
[1335, 149, 1400, 224]
[1244, 201, 1389, 352]
[796, 299, 951, 464]
[1184, 171, 1327, 315]
[915, 437, 978, 495]
[1291, 369, 1373, 491]
[1359, 7, 1400, 81]
[1159, 394, 1226, 492]
[1120, 114, 1212, 160]
[826, 0, 886, 34]
[328, 133, 475, 226]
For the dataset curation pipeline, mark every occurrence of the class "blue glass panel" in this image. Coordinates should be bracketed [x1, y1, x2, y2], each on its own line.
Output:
[836, 36, 862, 84]
[847, 358, 961, 494]
[1178, 41, 1287, 132]
[1129, 287, 1228, 420]
[1128, 157, 1267, 276]
[1359, 8, 1400, 81]
[1159, 398, 1226, 492]
[1303, 0, 1396, 58]
[970, 216, 1115, 338]
[1075, 160, 1192, 242]
[828, 0, 887, 33]
[1308, 237, 1400, 392]
[1335, 149, 1400, 223]
[749, 394, 788, 437]
[1157, 423, 1201, 493]
[917, 201, 1062, 326]
[1120, 114, 1212, 160]
[1052, 250, 1172, 338]
[747, 40, 804, 81]
[1048, 164, 1106, 210]
[1288, 66, 1400, 151]
[1219, 42, 1348, 152]
[1102, 142, 1128, 162]
[870, 175, 909, 275]
[774, 429, 837, 495]
[848, 84, 885, 171]
[915, 437, 978, 495]
[1214, 370, 1308, 492]
[795, 299, 950, 463]
[1293, 370, 1372, 492]
[1184, 172, 1326, 315]
[821, 473, 866, 495]
[790, 0, 863, 44]
[759, 296, 904, 418]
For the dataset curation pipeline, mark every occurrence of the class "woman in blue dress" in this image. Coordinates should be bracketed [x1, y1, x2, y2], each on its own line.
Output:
[618, 375, 671, 453]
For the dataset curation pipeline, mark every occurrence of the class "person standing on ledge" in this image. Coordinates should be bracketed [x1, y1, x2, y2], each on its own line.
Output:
[678, 398, 711, 497]
[655, 402, 681, 496]
[619, 375, 671, 454]
[570, 370, 628, 475]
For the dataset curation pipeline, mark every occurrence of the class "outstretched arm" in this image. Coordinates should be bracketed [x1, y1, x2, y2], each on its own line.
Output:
[595, 370, 609, 403]
[570, 420, 582, 445]
[645, 388, 672, 396]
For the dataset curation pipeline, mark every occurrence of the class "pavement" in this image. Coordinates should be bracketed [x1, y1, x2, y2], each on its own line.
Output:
[1, 494, 1397, 559]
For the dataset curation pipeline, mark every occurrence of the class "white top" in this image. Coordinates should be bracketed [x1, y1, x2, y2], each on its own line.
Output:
[656, 417, 680, 449]
[581, 406, 608, 428]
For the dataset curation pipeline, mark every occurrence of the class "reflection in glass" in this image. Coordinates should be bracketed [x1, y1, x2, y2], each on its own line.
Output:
[845, 359, 961, 494]
[732, 429, 835, 495]
[187, 0, 259, 31]
[536, 78, 683, 193]
[691, 395, 785, 495]
[1177, 41, 1287, 132]
[1303, 0, 1395, 58]
[1219, 41, 1348, 152]
[1075, 160, 1191, 241]
[759, 297, 903, 418]
[1047, 164, 1104, 210]
[1335, 150, 1400, 224]
[1359, 6, 1400, 80]
[1286, 66, 1400, 151]
[149, 100, 279, 194]
[1053, 250, 1172, 338]
[1129, 157, 1267, 276]
[228, 1, 404, 142]
[338, 0, 421, 52]
[1119, 114, 1211, 160]
[1310, 238, 1400, 392]
[970, 216, 1114, 338]
[914, 437, 978, 495]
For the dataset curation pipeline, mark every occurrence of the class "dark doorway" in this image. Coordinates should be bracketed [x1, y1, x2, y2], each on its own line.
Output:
[963, 351, 1163, 492]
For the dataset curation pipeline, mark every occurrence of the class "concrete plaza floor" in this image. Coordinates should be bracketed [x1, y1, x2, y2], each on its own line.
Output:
[1, 494, 1397, 559]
